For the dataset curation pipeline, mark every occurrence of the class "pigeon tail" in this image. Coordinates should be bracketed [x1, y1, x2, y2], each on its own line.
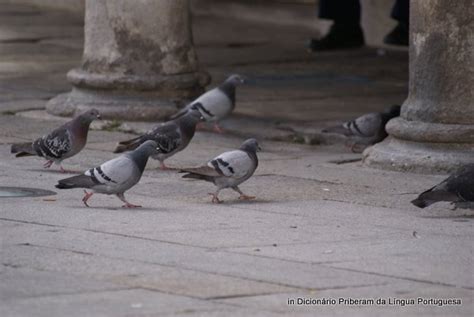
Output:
[180, 166, 218, 183]
[321, 125, 349, 135]
[56, 174, 96, 189]
[169, 108, 187, 120]
[11, 142, 35, 157]
[114, 136, 143, 153]
[181, 172, 214, 182]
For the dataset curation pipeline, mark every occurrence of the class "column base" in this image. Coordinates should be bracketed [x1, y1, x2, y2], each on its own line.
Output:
[364, 137, 474, 174]
[46, 69, 210, 121]
[364, 116, 474, 173]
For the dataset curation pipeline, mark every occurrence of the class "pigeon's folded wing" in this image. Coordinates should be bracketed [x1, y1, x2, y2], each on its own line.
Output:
[148, 122, 182, 153]
[85, 156, 136, 186]
[34, 127, 72, 159]
[343, 113, 382, 138]
[208, 150, 253, 179]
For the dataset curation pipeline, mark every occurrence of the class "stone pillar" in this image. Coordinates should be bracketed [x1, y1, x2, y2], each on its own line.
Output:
[47, 0, 209, 121]
[364, 0, 474, 173]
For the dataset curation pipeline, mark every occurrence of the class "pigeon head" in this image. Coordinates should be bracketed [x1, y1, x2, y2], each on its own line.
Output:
[384, 105, 401, 118]
[79, 109, 101, 123]
[240, 138, 261, 153]
[225, 74, 245, 86]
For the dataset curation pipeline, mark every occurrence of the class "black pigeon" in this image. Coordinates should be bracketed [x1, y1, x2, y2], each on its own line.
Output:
[114, 109, 203, 170]
[411, 165, 474, 209]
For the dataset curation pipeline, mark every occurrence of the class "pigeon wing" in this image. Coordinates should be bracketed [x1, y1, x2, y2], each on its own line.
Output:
[85, 156, 136, 187]
[190, 88, 232, 121]
[33, 126, 72, 160]
[208, 150, 253, 179]
[343, 113, 383, 137]
[147, 122, 182, 154]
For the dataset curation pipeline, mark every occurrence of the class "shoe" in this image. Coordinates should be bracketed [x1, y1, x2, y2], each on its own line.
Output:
[384, 23, 409, 46]
[307, 23, 365, 51]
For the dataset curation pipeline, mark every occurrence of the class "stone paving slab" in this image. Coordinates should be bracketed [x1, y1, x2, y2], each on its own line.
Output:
[0, 288, 229, 317]
[2, 243, 294, 300]
[0, 267, 123, 301]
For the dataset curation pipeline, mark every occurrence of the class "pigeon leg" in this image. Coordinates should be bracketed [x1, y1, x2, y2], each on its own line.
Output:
[82, 190, 93, 207]
[43, 160, 54, 169]
[350, 142, 366, 153]
[232, 186, 256, 201]
[213, 123, 224, 134]
[196, 122, 205, 131]
[116, 193, 141, 208]
[159, 161, 169, 170]
[208, 189, 222, 203]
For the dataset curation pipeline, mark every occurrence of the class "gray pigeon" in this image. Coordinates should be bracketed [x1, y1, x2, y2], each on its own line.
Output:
[170, 74, 245, 133]
[11, 109, 101, 172]
[411, 165, 474, 209]
[181, 138, 261, 203]
[322, 105, 401, 152]
[114, 109, 204, 169]
[56, 140, 160, 208]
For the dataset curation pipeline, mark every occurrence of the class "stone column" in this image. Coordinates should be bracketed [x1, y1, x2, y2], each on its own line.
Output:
[364, 0, 474, 173]
[47, 0, 209, 121]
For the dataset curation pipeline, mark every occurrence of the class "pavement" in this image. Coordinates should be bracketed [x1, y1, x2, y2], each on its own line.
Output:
[0, 2, 473, 317]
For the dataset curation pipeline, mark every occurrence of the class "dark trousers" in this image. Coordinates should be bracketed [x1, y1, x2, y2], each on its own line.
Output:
[319, 0, 409, 25]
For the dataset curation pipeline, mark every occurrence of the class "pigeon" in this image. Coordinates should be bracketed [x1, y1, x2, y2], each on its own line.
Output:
[322, 105, 401, 152]
[113, 109, 204, 170]
[55, 140, 160, 208]
[181, 138, 261, 203]
[170, 74, 245, 133]
[11, 109, 101, 172]
[411, 164, 474, 209]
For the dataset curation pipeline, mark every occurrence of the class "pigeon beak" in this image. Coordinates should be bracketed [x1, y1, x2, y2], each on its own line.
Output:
[257, 145, 262, 152]
[96, 114, 102, 120]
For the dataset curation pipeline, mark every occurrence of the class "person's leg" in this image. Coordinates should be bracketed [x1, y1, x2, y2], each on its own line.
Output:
[319, 0, 360, 25]
[384, 0, 409, 46]
[308, 0, 364, 51]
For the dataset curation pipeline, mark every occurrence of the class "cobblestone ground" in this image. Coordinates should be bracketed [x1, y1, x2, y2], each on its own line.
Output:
[0, 2, 472, 317]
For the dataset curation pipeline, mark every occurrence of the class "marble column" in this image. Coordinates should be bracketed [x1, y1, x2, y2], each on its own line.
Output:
[47, 0, 209, 121]
[364, 0, 474, 173]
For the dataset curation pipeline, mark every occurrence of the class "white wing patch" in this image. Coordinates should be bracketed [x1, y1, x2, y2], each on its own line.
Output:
[192, 88, 232, 121]
[208, 150, 252, 179]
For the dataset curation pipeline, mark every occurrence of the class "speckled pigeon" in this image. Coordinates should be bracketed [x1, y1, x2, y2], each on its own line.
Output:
[411, 164, 474, 209]
[11, 109, 101, 172]
[170, 74, 245, 133]
[113, 109, 203, 170]
[56, 140, 160, 208]
[322, 105, 401, 152]
[181, 138, 260, 203]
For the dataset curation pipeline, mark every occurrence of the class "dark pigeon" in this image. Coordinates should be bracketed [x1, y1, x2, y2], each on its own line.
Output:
[411, 164, 474, 209]
[114, 109, 203, 169]
[11, 109, 101, 172]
